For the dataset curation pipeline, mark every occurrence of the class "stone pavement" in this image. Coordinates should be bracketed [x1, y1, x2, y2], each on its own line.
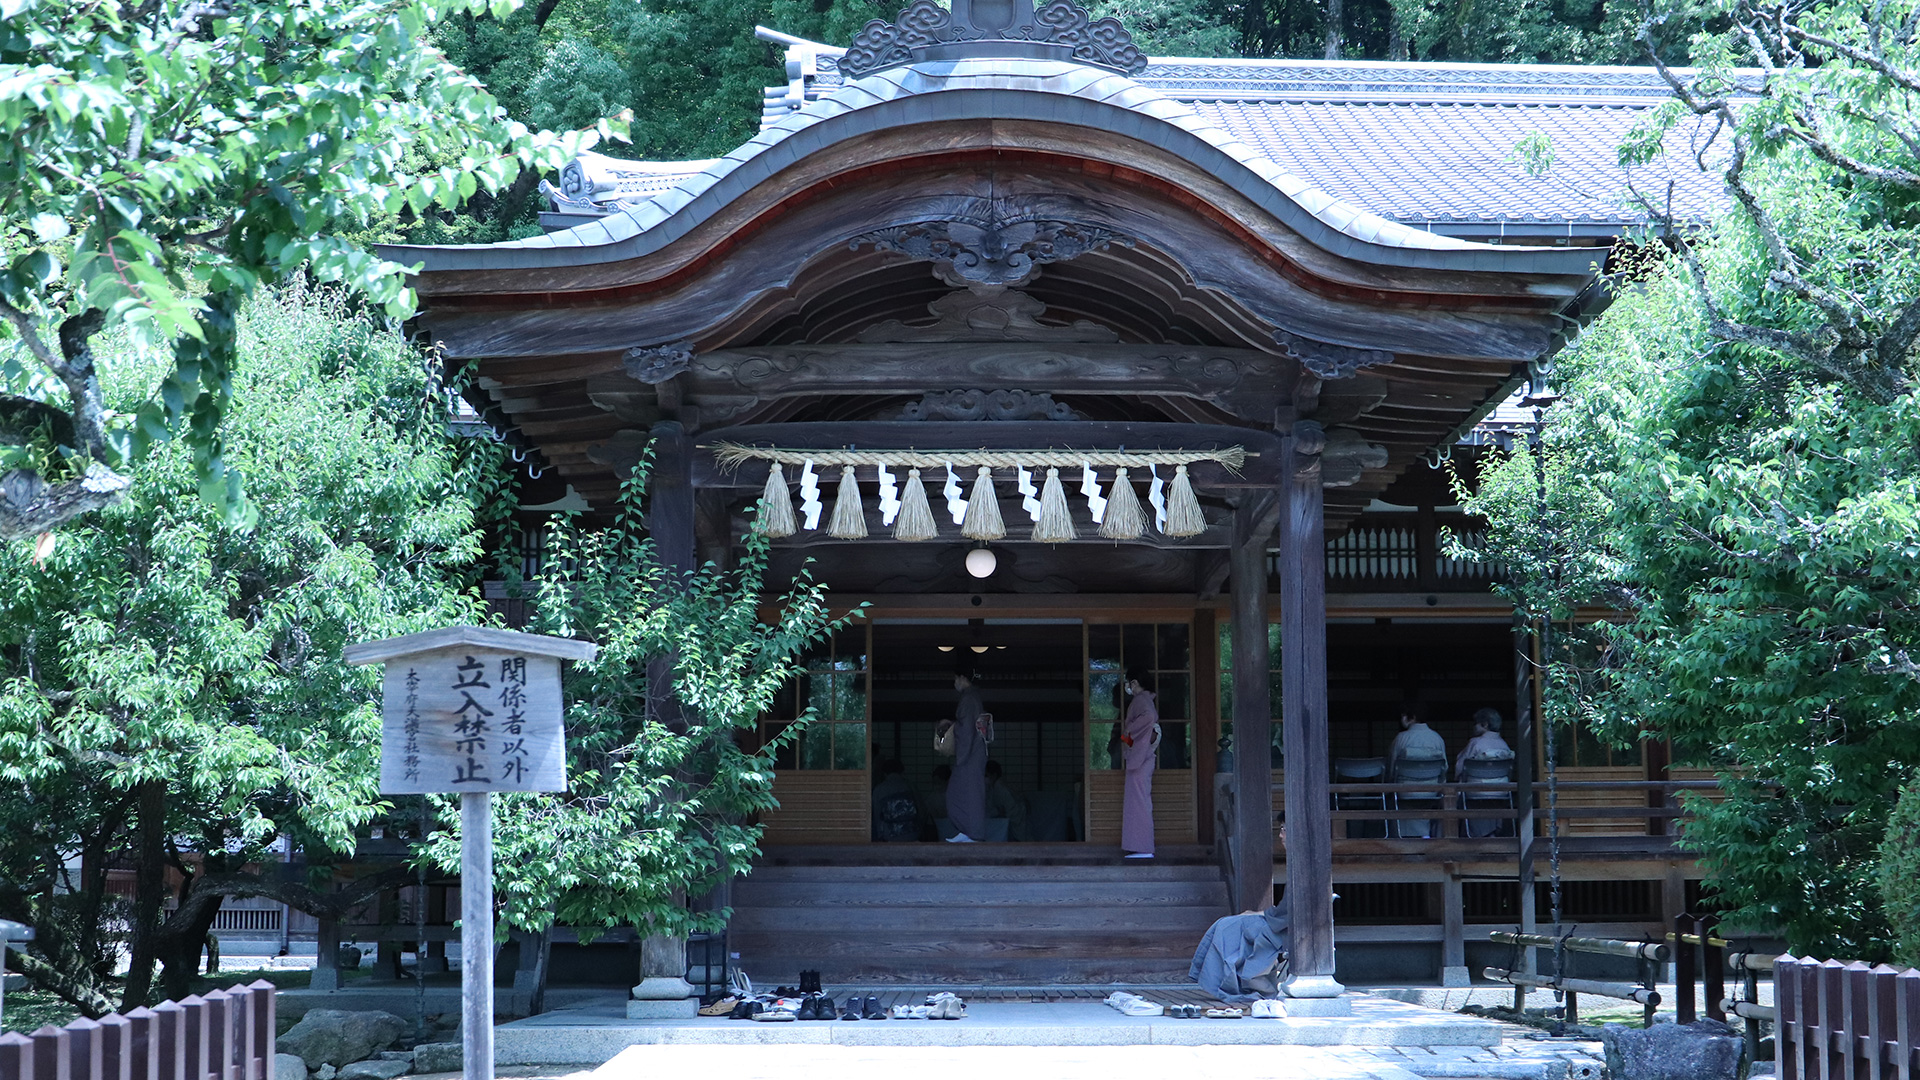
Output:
[493, 994, 1505, 1064]
[583, 1040, 1606, 1080]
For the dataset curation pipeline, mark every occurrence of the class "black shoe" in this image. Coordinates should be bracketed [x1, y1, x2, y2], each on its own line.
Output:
[863, 995, 886, 1020]
[729, 1000, 752, 1020]
[796, 997, 816, 1021]
[839, 1001, 861, 1020]
[814, 995, 835, 1020]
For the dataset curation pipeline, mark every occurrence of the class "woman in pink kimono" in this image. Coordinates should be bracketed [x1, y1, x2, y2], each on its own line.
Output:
[1121, 673, 1159, 858]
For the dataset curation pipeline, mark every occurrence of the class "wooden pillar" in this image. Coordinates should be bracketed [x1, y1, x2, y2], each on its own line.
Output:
[1193, 608, 1219, 846]
[1513, 614, 1539, 1003]
[1441, 871, 1469, 987]
[646, 421, 695, 732]
[1279, 428, 1342, 999]
[1229, 499, 1275, 914]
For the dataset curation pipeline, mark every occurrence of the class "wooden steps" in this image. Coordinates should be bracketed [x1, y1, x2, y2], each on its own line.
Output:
[730, 848, 1231, 985]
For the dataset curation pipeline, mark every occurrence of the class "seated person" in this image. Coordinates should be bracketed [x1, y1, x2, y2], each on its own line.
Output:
[1455, 707, 1514, 777]
[1388, 701, 1448, 773]
[1388, 702, 1447, 838]
[984, 760, 1028, 841]
[1189, 894, 1291, 1003]
[871, 757, 924, 843]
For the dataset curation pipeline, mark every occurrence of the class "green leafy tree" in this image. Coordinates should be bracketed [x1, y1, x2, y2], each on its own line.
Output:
[1881, 776, 1920, 967]
[0, 286, 496, 1009]
[1466, 0, 1920, 957]
[0, 0, 611, 540]
[425, 473, 854, 1008]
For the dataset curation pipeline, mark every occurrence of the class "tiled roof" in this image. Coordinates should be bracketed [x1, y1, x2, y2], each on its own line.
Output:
[1188, 98, 1721, 228]
[408, 54, 1605, 278]
[740, 45, 1729, 233]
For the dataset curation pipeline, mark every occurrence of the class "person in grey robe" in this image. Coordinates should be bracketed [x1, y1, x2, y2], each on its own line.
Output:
[1189, 895, 1292, 1003]
[945, 668, 989, 842]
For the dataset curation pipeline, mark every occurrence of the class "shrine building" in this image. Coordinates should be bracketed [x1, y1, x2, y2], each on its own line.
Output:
[379, 0, 1725, 994]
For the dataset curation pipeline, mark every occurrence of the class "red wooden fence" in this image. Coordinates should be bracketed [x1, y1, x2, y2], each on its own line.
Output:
[0, 981, 276, 1080]
[1777, 955, 1920, 1080]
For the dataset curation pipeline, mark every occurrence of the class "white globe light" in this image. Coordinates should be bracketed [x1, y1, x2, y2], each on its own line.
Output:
[965, 547, 998, 578]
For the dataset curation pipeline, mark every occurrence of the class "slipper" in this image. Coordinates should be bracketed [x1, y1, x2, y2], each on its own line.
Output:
[698, 996, 739, 1017]
[1205, 1007, 1244, 1019]
[1248, 999, 1287, 1018]
[1117, 998, 1165, 1017]
[934, 996, 967, 1020]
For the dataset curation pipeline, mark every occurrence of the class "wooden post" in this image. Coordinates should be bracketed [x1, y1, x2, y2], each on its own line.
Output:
[460, 794, 493, 1080]
[311, 916, 340, 993]
[1441, 873, 1468, 987]
[1513, 613, 1538, 1008]
[1279, 429, 1342, 1001]
[1228, 499, 1274, 914]
[1192, 608, 1218, 845]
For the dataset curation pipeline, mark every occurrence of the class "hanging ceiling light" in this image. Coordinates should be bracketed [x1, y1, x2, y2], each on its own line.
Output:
[970, 645, 989, 654]
[936, 645, 955, 652]
[965, 545, 997, 579]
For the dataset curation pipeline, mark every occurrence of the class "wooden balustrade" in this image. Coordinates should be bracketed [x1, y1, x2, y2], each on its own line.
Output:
[0, 981, 275, 1080]
[1268, 779, 1720, 847]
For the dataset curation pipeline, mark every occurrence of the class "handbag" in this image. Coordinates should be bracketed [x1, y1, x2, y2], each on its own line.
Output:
[934, 720, 956, 756]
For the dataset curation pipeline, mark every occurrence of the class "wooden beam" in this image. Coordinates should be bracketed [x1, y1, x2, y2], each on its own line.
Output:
[1229, 495, 1275, 913]
[674, 343, 1291, 425]
[1279, 432, 1341, 996]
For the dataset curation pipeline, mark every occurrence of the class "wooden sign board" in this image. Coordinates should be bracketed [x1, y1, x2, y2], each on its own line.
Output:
[345, 627, 596, 796]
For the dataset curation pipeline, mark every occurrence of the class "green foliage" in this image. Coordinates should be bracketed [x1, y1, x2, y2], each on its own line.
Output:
[0, 285, 493, 1003]
[1881, 777, 1920, 967]
[424, 474, 856, 941]
[1090, 0, 1239, 54]
[0, 0, 617, 534]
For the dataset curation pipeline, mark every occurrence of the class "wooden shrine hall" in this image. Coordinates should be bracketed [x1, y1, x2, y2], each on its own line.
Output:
[383, 1, 1724, 994]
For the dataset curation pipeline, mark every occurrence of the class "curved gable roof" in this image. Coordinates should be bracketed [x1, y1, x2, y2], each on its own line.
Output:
[386, 55, 1601, 280]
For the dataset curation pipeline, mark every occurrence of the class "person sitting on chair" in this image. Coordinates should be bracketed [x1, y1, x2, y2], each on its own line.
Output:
[1388, 701, 1447, 771]
[1388, 701, 1447, 838]
[1455, 707, 1514, 778]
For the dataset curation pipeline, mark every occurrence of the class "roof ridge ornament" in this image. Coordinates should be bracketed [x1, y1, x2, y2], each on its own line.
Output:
[841, 0, 1147, 79]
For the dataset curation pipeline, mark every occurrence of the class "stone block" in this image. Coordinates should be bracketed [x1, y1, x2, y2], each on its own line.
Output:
[1441, 967, 1473, 988]
[274, 1053, 309, 1080]
[626, 999, 697, 1019]
[410, 1043, 461, 1074]
[276, 1010, 408, 1070]
[1280, 997, 1355, 1017]
[1601, 1020, 1742, 1080]
[336, 1061, 410, 1080]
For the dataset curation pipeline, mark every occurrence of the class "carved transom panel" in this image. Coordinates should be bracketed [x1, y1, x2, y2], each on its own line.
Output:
[886, 389, 1081, 422]
[850, 216, 1130, 289]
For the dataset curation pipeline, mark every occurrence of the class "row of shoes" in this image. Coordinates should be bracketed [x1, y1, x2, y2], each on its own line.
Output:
[1165, 1004, 1246, 1018]
[890, 992, 967, 1020]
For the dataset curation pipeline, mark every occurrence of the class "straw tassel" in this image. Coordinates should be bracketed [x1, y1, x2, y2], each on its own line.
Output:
[1031, 467, 1076, 543]
[1098, 468, 1146, 540]
[893, 468, 938, 541]
[960, 465, 1006, 541]
[828, 465, 868, 539]
[755, 462, 797, 538]
[1164, 464, 1205, 538]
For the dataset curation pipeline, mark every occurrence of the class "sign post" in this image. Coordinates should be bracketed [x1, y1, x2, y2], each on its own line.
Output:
[345, 627, 596, 1080]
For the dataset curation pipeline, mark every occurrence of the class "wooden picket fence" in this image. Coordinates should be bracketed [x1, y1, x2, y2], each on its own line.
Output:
[1777, 955, 1920, 1080]
[0, 981, 275, 1080]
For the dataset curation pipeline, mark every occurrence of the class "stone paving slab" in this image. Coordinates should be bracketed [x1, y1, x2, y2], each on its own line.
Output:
[586, 1044, 1476, 1080]
[494, 994, 1504, 1065]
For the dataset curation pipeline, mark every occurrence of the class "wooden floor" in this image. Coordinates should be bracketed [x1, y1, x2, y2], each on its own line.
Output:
[733, 845, 1231, 985]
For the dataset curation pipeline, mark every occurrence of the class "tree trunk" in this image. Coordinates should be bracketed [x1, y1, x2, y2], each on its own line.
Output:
[156, 894, 224, 1002]
[527, 926, 554, 1016]
[120, 779, 167, 1010]
[1324, 0, 1344, 58]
